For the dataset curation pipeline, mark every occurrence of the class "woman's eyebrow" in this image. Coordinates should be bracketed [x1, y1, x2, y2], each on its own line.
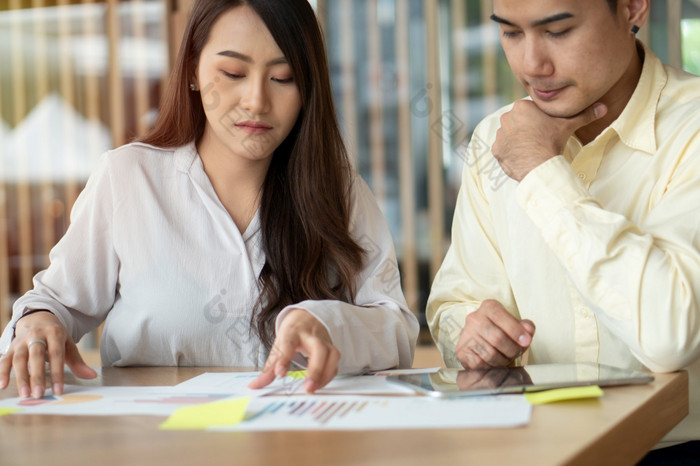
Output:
[216, 50, 288, 66]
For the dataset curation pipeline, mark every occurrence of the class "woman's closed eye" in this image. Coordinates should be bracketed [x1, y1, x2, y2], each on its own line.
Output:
[222, 70, 245, 79]
[221, 70, 294, 84]
[272, 76, 294, 84]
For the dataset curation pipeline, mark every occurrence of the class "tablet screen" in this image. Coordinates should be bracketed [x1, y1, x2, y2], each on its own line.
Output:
[386, 363, 654, 397]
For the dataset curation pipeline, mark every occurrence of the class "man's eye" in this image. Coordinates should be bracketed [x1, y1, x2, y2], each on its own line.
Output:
[547, 28, 571, 38]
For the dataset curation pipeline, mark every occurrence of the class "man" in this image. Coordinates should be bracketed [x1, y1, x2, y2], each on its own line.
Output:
[427, 0, 700, 462]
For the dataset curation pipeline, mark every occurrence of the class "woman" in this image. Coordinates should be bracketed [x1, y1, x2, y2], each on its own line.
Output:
[0, 0, 418, 399]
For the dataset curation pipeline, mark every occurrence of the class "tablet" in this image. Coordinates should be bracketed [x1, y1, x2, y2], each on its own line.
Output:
[386, 363, 654, 398]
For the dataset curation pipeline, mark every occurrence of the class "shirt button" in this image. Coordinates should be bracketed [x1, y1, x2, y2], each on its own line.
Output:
[577, 172, 586, 181]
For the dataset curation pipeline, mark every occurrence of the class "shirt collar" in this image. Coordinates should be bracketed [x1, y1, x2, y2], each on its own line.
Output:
[173, 141, 199, 173]
[608, 41, 667, 154]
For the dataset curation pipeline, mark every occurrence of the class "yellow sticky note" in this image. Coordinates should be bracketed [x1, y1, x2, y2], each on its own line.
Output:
[286, 370, 307, 380]
[159, 396, 250, 430]
[0, 407, 22, 416]
[525, 385, 604, 405]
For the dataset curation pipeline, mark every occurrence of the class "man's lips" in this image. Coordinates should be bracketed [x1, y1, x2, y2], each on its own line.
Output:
[235, 121, 273, 134]
[531, 86, 567, 101]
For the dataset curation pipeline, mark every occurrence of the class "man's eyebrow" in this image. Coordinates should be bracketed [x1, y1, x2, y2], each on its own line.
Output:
[489, 13, 516, 27]
[216, 50, 288, 66]
[489, 12, 574, 28]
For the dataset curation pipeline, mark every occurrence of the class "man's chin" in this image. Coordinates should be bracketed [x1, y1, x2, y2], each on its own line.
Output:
[530, 99, 585, 119]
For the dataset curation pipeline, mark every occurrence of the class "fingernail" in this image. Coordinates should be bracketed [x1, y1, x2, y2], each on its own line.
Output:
[19, 385, 30, 398]
[303, 379, 315, 393]
[53, 383, 62, 395]
[32, 386, 44, 399]
[518, 334, 531, 346]
[593, 103, 605, 118]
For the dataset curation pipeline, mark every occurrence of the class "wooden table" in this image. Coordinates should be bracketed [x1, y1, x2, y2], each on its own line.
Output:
[0, 367, 688, 466]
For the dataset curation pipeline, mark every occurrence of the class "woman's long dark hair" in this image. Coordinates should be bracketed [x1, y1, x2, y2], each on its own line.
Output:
[139, 0, 365, 348]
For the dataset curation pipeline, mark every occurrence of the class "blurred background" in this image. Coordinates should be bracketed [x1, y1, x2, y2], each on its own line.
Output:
[1, 0, 699, 357]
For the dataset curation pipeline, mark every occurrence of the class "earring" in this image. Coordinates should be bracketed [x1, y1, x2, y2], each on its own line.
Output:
[189, 83, 197, 91]
[631, 25, 640, 34]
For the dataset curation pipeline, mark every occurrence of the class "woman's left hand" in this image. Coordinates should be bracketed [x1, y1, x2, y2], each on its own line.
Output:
[249, 308, 340, 393]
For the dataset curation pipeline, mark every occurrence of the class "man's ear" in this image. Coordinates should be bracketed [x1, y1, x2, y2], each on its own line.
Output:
[624, 0, 650, 33]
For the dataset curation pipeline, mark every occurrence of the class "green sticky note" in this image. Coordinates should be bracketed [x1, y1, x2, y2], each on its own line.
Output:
[525, 385, 604, 405]
[159, 396, 250, 430]
[0, 407, 22, 416]
[286, 370, 307, 380]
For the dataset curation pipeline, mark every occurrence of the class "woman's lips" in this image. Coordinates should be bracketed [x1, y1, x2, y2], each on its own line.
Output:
[235, 121, 273, 134]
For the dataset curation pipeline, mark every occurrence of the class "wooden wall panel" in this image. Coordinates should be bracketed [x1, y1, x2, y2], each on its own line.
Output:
[424, 0, 444, 279]
[395, 1, 418, 311]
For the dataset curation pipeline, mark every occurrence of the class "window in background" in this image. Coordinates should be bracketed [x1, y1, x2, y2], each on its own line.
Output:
[680, 1, 700, 75]
[683, 18, 700, 75]
[647, 0, 700, 74]
[0, 0, 168, 339]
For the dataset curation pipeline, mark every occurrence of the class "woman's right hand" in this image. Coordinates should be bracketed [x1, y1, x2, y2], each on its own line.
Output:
[0, 311, 97, 398]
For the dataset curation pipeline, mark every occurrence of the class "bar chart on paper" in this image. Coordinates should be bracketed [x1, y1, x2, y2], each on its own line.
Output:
[247, 398, 379, 425]
[210, 395, 532, 431]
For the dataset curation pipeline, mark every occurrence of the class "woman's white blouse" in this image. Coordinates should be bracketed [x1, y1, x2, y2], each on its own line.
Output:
[0, 142, 419, 372]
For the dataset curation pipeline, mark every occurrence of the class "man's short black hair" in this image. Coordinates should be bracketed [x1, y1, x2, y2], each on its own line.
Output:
[606, 0, 618, 12]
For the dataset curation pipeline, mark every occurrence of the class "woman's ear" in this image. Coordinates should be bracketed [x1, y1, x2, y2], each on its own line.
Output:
[189, 74, 199, 91]
[189, 64, 201, 92]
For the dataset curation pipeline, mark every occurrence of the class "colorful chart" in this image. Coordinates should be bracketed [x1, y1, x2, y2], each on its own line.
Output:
[246, 398, 384, 425]
[51, 394, 104, 405]
[18, 396, 58, 407]
[209, 394, 532, 431]
[0, 385, 238, 417]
